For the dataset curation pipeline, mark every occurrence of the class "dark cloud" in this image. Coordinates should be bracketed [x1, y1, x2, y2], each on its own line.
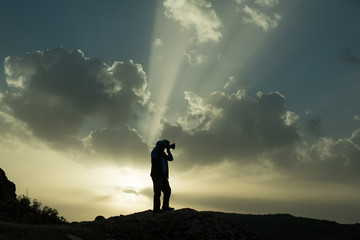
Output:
[0, 109, 31, 146]
[160, 90, 360, 181]
[0, 111, 14, 135]
[1, 48, 150, 160]
[301, 135, 360, 181]
[307, 118, 324, 137]
[84, 124, 148, 163]
[162, 90, 301, 169]
[2, 48, 360, 182]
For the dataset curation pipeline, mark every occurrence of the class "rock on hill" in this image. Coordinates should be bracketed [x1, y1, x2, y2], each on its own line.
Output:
[80, 208, 265, 240]
[0, 168, 17, 202]
[0, 168, 18, 221]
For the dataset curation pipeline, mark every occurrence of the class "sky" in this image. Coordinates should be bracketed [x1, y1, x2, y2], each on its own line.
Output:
[0, 0, 360, 223]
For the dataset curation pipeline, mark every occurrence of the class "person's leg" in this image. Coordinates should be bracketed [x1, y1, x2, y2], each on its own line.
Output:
[161, 177, 172, 210]
[152, 176, 162, 212]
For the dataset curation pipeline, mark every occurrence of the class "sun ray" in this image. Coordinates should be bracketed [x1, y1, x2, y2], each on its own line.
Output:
[140, 0, 193, 143]
[138, 0, 278, 144]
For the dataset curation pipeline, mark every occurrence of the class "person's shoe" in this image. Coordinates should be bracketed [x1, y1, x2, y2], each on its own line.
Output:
[162, 207, 174, 212]
[153, 209, 163, 213]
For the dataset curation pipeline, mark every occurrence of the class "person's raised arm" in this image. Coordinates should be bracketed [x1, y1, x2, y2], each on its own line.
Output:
[165, 147, 173, 161]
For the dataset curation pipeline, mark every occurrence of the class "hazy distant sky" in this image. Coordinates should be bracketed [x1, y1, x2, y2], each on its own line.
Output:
[1, 0, 360, 223]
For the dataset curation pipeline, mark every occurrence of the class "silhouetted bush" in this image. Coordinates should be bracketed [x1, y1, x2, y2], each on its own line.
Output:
[14, 195, 67, 224]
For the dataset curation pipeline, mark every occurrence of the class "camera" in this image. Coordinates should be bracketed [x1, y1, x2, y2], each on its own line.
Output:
[169, 143, 175, 150]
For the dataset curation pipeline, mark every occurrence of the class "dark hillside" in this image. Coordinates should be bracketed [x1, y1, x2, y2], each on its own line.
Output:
[211, 212, 360, 240]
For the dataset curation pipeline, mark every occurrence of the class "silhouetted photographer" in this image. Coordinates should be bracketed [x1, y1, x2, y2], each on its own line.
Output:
[150, 139, 175, 213]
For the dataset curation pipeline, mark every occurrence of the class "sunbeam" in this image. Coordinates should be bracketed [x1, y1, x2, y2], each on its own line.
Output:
[140, 0, 276, 145]
[141, 0, 194, 143]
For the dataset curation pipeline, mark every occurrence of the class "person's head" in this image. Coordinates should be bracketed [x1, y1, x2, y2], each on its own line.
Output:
[156, 139, 170, 151]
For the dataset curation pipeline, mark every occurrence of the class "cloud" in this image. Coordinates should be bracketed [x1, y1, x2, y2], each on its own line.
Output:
[184, 50, 207, 65]
[1, 48, 151, 161]
[177, 91, 222, 132]
[159, 90, 360, 182]
[162, 90, 300, 169]
[163, 0, 222, 43]
[83, 125, 148, 163]
[351, 129, 360, 146]
[300, 134, 360, 181]
[354, 115, 360, 121]
[236, 0, 280, 8]
[223, 76, 235, 89]
[254, 0, 279, 8]
[2, 48, 360, 183]
[242, 5, 282, 31]
[307, 118, 324, 137]
[235, 0, 282, 31]
[0, 107, 32, 147]
[153, 38, 164, 47]
[123, 187, 140, 195]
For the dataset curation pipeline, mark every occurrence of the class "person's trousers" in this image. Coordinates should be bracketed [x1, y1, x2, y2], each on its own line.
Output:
[151, 175, 171, 211]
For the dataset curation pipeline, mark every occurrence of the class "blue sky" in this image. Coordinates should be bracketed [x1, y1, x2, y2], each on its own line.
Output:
[1, 0, 360, 223]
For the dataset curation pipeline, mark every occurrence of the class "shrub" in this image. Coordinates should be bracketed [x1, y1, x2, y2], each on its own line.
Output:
[15, 195, 67, 224]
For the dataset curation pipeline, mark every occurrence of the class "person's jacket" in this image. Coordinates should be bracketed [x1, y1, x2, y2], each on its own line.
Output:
[150, 139, 173, 178]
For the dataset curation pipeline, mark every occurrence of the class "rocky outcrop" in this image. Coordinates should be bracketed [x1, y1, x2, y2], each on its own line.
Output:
[0, 168, 17, 202]
[0, 168, 18, 221]
[81, 208, 266, 240]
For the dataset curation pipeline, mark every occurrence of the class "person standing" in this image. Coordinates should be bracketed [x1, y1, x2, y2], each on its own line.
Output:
[150, 139, 175, 213]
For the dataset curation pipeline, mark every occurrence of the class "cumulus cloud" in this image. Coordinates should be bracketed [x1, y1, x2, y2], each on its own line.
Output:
[1, 48, 151, 161]
[223, 76, 235, 89]
[163, 0, 222, 43]
[83, 125, 148, 162]
[162, 90, 300, 168]
[235, 0, 282, 31]
[2, 48, 360, 182]
[159, 89, 360, 181]
[177, 91, 222, 132]
[300, 134, 360, 181]
[254, 0, 279, 8]
[0, 107, 32, 146]
[242, 5, 281, 31]
[184, 50, 207, 65]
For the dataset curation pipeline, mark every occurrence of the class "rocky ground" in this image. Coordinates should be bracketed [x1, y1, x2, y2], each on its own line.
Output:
[0, 208, 266, 240]
[79, 208, 265, 240]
